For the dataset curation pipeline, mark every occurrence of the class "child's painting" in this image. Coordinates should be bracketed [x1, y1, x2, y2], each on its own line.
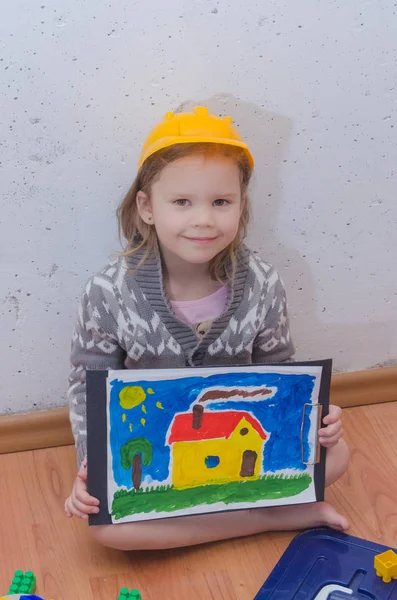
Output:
[86, 361, 331, 525]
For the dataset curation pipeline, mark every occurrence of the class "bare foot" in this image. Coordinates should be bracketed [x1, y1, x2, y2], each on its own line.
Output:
[317, 502, 350, 532]
[302, 501, 350, 533]
[261, 501, 350, 535]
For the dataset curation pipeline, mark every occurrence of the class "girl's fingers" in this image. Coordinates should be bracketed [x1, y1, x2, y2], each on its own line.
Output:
[69, 504, 89, 520]
[65, 460, 100, 519]
[319, 422, 342, 438]
[319, 430, 343, 447]
[72, 488, 100, 514]
[72, 496, 99, 515]
[319, 433, 343, 446]
[71, 492, 99, 515]
[74, 478, 100, 506]
[323, 405, 342, 425]
[65, 496, 89, 519]
[321, 440, 337, 448]
[77, 463, 88, 481]
[64, 497, 73, 517]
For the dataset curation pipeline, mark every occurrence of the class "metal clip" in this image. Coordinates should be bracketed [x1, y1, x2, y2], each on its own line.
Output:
[300, 403, 323, 465]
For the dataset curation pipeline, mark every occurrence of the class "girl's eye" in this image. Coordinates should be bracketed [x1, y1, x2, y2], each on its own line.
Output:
[174, 199, 190, 206]
[213, 199, 229, 206]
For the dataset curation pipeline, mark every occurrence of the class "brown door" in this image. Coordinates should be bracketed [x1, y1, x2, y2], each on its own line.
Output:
[240, 450, 257, 477]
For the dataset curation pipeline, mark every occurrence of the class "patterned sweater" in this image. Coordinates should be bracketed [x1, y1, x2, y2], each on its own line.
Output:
[68, 245, 295, 466]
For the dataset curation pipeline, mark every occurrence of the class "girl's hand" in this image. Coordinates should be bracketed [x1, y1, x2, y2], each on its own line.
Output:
[318, 404, 343, 448]
[64, 457, 100, 519]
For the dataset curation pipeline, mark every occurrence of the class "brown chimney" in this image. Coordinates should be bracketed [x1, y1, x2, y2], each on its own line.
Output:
[192, 404, 204, 429]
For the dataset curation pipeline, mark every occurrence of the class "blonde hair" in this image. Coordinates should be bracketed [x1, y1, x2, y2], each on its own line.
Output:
[117, 142, 253, 282]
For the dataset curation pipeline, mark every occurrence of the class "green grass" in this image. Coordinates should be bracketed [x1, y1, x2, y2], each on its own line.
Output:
[111, 473, 312, 520]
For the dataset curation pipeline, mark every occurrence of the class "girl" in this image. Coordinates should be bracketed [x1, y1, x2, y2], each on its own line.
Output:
[65, 106, 349, 550]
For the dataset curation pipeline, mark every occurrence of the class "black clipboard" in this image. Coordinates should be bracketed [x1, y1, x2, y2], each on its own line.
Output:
[87, 359, 332, 526]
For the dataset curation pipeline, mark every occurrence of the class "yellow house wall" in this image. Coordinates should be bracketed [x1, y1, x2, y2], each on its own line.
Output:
[171, 418, 264, 489]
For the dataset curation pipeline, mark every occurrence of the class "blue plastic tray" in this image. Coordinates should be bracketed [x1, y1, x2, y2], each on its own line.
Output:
[254, 528, 397, 599]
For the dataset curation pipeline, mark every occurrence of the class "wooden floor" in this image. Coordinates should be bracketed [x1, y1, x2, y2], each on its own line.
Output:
[1, 402, 397, 600]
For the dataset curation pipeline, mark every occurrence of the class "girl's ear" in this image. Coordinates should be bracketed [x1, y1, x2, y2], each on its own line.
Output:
[136, 191, 153, 224]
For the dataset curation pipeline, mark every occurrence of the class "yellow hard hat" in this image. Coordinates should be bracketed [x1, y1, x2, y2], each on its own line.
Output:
[138, 106, 254, 168]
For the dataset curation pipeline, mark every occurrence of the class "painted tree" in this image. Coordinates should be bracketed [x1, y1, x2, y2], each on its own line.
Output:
[121, 437, 153, 490]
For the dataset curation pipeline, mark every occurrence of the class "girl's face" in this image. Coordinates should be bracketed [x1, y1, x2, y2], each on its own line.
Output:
[137, 154, 243, 267]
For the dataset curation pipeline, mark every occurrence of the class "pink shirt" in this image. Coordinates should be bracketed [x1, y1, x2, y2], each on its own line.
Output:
[170, 286, 228, 327]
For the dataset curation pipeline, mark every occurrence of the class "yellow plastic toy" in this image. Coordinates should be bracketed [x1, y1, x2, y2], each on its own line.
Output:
[374, 549, 397, 583]
[138, 105, 254, 168]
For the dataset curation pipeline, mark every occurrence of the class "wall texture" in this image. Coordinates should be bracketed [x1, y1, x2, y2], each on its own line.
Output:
[1, 0, 396, 413]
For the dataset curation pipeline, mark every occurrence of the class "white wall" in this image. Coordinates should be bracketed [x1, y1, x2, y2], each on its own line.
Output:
[1, 0, 396, 414]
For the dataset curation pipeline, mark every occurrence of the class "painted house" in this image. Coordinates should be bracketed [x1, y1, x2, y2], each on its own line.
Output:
[166, 405, 269, 489]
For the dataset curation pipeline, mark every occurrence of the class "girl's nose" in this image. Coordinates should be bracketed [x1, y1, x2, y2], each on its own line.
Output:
[192, 207, 215, 227]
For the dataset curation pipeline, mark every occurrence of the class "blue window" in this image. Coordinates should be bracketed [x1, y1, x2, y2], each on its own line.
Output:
[205, 455, 220, 468]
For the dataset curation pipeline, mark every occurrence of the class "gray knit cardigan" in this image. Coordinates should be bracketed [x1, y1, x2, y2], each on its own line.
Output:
[68, 245, 295, 466]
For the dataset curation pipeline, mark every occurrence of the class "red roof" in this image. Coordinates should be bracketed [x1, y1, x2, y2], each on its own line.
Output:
[167, 410, 267, 444]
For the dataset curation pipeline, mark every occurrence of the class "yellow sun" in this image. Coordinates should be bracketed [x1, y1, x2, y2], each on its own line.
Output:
[119, 386, 146, 410]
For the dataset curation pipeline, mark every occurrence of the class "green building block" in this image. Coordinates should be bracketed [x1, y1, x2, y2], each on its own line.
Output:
[8, 569, 36, 595]
[117, 588, 142, 600]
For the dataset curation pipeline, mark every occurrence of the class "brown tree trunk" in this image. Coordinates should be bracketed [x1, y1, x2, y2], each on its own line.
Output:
[132, 453, 142, 490]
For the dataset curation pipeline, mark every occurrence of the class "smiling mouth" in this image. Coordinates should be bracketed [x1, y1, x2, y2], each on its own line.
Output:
[184, 237, 218, 243]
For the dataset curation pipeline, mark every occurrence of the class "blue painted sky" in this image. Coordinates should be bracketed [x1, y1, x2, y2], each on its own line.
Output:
[109, 371, 316, 488]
